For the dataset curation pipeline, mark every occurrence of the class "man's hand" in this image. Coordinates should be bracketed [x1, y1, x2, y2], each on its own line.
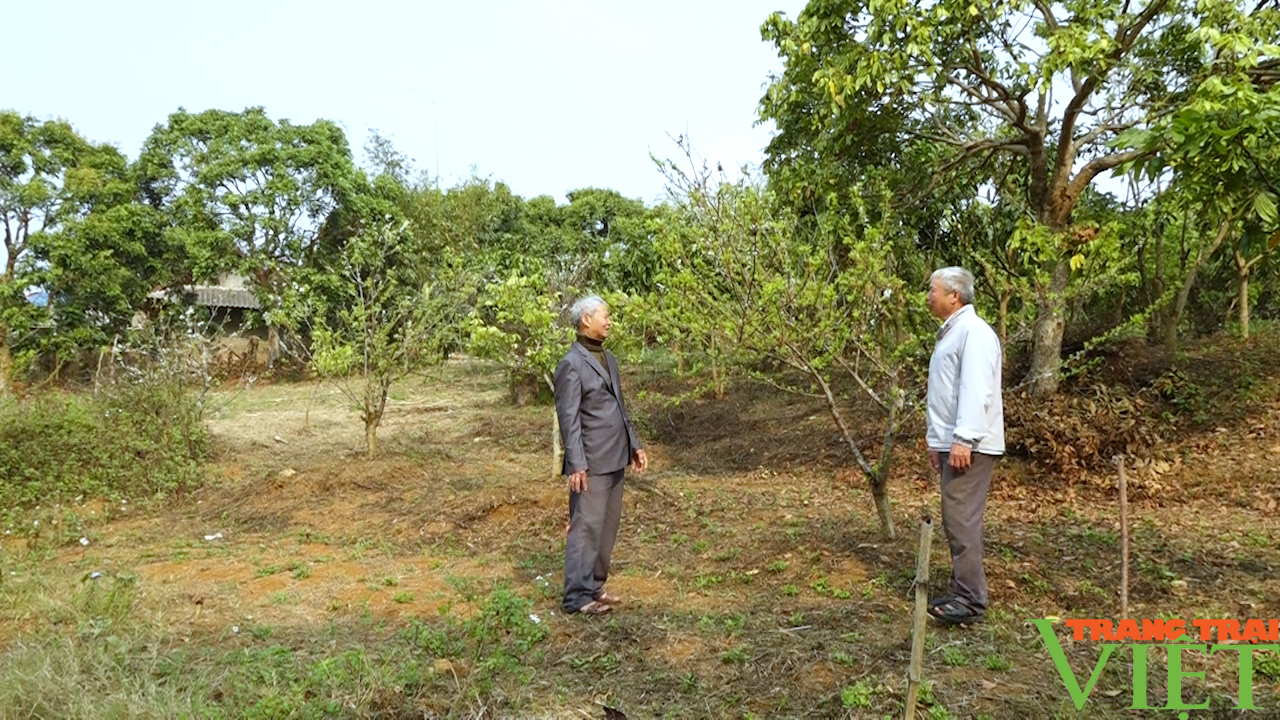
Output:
[567, 470, 588, 493]
[948, 443, 972, 470]
[631, 449, 648, 473]
[928, 451, 941, 474]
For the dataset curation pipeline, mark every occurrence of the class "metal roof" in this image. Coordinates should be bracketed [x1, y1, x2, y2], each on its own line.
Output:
[147, 284, 262, 309]
[190, 286, 261, 309]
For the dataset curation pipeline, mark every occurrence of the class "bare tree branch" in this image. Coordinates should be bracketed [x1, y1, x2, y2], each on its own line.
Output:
[810, 366, 876, 478]
[752, 371, 825, 399]
[1074, 116, 1139, 148]
[835, 355, 888, 412]
[1066, 149, 1145, 200]
[1032, 0, 1059, 31]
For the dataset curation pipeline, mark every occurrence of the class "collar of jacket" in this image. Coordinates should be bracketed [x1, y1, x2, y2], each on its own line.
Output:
[572, 342, 616, 393]
[937, 304, 975, 340]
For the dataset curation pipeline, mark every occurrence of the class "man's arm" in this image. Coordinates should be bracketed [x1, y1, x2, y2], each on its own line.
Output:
[610, 352, 647, 472]
[953, 327, 1000, 447]
[554, 358, 587, 475]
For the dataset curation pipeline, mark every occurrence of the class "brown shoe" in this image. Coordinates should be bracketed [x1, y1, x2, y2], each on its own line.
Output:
[574, 600, 613, 615]
[596, 591, 622, 605]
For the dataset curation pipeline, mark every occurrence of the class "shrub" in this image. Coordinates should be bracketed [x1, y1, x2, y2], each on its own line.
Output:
[0, 380, 208, 510]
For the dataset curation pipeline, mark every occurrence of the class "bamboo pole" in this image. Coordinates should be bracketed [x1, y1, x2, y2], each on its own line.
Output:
[904, 514, 934, 720]
[1119, 456, 1129, 620]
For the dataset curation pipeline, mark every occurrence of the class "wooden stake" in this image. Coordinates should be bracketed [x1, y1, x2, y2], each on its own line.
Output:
[904, 514, 934, 720]
[1119, 456, 1129, 620]
[552, 410, 564, 480]
[546, 374, 563, 481]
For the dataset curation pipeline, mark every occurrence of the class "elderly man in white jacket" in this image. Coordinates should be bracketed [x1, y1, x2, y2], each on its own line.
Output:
[924, 266, 1004, 625]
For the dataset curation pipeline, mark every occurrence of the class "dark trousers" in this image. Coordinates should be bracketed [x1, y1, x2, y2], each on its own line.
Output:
[939, 452, 998, 612]
[563, 468, 626, 612]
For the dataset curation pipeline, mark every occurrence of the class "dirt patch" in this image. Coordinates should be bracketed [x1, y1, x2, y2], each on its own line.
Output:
[137, 558, 255, 585]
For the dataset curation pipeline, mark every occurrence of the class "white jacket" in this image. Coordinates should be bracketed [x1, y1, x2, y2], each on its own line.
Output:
[926, 304, 1005, 455]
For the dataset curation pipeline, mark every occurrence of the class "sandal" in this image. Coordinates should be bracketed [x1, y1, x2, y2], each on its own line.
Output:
[928, 598, 984, 625]
[928, 593, 956, 608]
[572, 600, 613, 615]
[596, 591, 622, 605]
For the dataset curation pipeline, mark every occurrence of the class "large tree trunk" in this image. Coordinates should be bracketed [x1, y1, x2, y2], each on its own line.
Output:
[1023, 258, 1070, 396]
[365, 421, 379, 458]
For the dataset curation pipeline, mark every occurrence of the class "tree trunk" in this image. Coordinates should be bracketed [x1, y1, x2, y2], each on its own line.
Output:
[1112, 289, 1127, 327]
[364, 381, 388, 457]
[303, 374, 322, 432]
[711, 335, 724, 399]
[1165, 220, 1231, 352]
[1236, 252, 1251, 340]
[870, 474, 895, 541]
[1023, 258, 1070, 396]
[998, 290, 1011, 347]
[366, 420, 379, 458]
[811, 367, 898, 540]
[0, 336, 11, 395]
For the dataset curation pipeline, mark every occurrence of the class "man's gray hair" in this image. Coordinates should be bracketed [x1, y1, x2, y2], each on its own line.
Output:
[931, 267, 976, 305]
[570, 295, 608, 330]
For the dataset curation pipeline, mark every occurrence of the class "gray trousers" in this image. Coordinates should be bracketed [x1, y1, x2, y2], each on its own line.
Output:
[563, 468, 625, 612]
[939, 452, 998, 612]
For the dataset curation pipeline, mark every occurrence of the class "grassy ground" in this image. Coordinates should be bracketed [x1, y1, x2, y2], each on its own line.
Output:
[2, 337, 1279, 719]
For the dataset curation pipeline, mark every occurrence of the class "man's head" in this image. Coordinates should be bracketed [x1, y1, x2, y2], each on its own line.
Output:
[927, 267, 975, 320]
[571, 295, 611, 340]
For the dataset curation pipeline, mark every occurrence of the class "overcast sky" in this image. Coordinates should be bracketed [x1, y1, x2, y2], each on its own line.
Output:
[4, 0, 806, 205]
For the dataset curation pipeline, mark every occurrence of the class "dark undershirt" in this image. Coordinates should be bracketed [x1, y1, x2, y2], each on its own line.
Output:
[577, 334, 607, 374]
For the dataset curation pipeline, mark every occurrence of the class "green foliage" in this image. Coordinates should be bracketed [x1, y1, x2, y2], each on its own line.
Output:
[759, 0, 1280, 391]
[0, 380, 208, 512]
[136, 107, 360, 296]
[0, 111, 120, 285]
[468, 274, 572, 405]
[1257, 650, 1280, 681]
[20, 202, 180, 369]
[0, 111, 183, 381]
[985, 655, 1012, 672]
[840, 679, 875, 709]
[559, 187, 658, 295]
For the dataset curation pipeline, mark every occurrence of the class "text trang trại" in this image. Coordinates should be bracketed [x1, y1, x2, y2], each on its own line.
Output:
[1030, 617, 1280, 714]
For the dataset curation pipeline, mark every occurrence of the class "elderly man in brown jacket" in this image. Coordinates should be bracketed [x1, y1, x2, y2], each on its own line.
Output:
[554, 295, 647, 615]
